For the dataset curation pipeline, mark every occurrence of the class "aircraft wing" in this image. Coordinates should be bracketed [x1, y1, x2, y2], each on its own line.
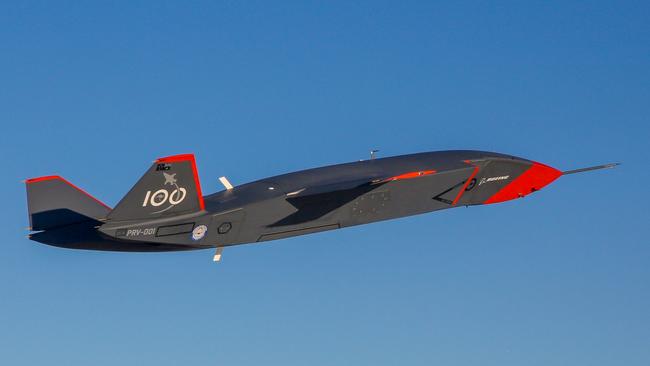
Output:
[268, 170, 437, 227]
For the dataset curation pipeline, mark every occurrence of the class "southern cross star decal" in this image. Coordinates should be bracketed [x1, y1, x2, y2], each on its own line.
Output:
[163, 172, 177, 186]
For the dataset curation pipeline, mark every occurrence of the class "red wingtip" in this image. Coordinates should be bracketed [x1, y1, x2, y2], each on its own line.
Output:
[484, 161, 562, 204]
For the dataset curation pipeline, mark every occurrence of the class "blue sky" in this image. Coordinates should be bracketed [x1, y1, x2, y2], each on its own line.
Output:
[1, 1, 648, 365]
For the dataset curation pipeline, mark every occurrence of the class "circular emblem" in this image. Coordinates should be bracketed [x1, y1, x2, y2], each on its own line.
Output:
[191, 225, 208, 241]
[465, 178, 477, 191]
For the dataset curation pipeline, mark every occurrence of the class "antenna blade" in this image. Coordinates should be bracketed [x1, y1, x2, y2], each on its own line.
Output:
[219, 176, 234, 190]
[563, 163, 620, 175]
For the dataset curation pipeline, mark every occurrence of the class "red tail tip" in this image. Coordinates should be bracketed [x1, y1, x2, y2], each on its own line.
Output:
[156, 154, 196, 163]
[25, 175, 63, 184]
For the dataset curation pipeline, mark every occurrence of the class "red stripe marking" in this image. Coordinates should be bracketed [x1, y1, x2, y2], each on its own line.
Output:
[191, 158, 205, 211]
[25, 175, 61, 183]
[25, 175, 112, 209]
[156, 153, 205, 211]
[386, 170, 436, 182]
[156, 154, 196, 163]
[452, 165, 479, 205]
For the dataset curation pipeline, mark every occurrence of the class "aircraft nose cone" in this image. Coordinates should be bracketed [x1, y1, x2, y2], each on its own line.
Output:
[528, 161, 563, 190]
[484, 161, 563, 204]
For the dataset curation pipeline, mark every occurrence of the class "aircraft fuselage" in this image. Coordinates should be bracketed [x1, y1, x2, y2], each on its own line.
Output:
[29, 150, 564, 252]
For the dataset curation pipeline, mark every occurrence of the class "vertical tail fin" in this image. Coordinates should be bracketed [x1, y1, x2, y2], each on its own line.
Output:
[25, 176, 111, 230]
[107, 154, 205, 222]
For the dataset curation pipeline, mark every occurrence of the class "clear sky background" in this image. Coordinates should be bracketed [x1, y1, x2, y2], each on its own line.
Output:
[1, 1, 648, 365]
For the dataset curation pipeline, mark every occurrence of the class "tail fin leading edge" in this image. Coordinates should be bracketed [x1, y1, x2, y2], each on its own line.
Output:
[107, 154, 205, 222]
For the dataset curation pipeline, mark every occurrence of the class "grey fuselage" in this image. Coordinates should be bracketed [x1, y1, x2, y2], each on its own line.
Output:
[33, 150, 558, 252]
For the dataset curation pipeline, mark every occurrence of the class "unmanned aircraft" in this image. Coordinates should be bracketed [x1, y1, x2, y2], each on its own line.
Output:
[25, 150, 618, 261]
